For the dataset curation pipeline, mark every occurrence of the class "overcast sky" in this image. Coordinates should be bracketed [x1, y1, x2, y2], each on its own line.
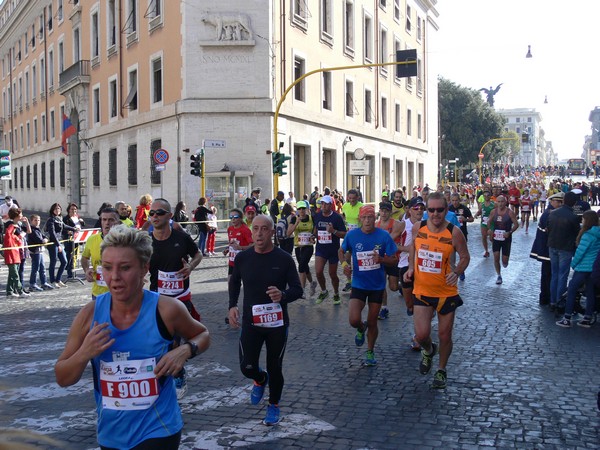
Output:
[433, 0, 600, 160]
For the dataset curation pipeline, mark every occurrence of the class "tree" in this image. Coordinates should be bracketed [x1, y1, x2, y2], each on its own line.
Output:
[438, 78, 507, 166]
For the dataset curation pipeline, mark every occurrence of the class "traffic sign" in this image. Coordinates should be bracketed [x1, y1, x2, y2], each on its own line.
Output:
[478, 153, 484, 159]
[155, 164, 166, 172]
[203, 140, 226, 149]
[349, 160, 370, 175]
[153, 148, 169, 164]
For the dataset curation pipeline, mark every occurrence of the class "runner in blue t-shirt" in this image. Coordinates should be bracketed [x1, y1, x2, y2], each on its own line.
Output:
[339, 205, 398, 366]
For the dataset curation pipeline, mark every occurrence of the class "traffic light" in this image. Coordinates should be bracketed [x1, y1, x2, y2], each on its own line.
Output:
[593, 160, 597, 166]
[395, 49, 418, 78]
[272, 152, 291, 176]
[521, 133, 529, 143]
[0, 150, 10, 179]
[190, 151, 203, 177]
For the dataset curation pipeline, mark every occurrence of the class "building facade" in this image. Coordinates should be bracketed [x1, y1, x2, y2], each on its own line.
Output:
[498, 107, 545, 167]
[0, 0, 439, 219]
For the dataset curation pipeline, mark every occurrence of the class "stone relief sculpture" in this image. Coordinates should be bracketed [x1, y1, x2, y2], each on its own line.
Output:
[201, 13, 253, 41]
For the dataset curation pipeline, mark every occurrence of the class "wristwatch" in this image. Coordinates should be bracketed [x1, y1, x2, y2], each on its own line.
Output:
[185, 341, 199, 359]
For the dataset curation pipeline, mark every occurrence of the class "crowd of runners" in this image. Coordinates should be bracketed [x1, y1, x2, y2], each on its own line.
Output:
[0, 173, 595, 448]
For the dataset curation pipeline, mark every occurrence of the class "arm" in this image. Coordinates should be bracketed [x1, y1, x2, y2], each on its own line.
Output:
[154, 296, 210, 378]
[404, 223, 420, 281]
[449, 226, 470, 284]
[55, 303, 114, 387]
[227, 260, 243, 328]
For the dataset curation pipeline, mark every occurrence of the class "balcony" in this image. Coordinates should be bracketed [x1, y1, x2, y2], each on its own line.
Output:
[58, 60, 90, 95]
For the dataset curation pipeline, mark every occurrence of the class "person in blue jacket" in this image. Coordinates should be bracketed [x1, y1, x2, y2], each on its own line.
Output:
[556, 210, 600, 328]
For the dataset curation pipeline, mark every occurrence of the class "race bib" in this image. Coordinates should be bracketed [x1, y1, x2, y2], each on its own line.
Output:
[356, 251, 380, 271]
[229, 239, 240, 263]
[493, 230, 505, 241]
[482, 216, 489, 225]
[417, 248, 442, 274]
[522, 205, 530, 211]
[100, 358, 159, 411]
[347, 223, 359, 231]
[95, 266, 107, 287]
[510, 196, 516, 202]
[157, 270, 184, 296]
[317, 230, 332, 244]
[252, 303, 284, 328]
[297, 232, 312, 246]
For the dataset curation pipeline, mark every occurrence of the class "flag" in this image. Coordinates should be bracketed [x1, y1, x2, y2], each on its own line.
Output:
[61, 114, 76, 156]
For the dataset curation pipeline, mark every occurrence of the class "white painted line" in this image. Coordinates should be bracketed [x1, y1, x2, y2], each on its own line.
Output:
[180, 414, 336, 450]
[0, 380, 91, 402]
[0, 359, 57, 376]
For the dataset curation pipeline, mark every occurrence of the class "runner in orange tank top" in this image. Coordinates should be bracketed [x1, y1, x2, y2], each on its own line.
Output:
[404, 192, 470, 389]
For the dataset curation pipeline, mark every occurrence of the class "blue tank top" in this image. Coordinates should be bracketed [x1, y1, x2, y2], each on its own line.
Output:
[92, 290, 182, 448]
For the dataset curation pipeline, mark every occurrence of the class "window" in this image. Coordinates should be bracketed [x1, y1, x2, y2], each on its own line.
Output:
[18, 77, 22, 109]
[150, 139, 161, 184]
[407, 108, 412, 135]
[126, 0, 138, 33]
[50, 109, 55, 139]
[394, 0, 401, 21]
[527, 117, 532, 123]
[33, 117, 38, 144]
[109, 148, 117, 186]
[516, 127, 521, 134]
[417, 113, 422, 139]
[93, 86, 100, 123]
[395, 103, 401, 132]
[128, 143, 137, 185]
[59, 158, 65, 188]
[292, 0, 308, 29]
[58, 41, 64, 73]
[108, 0, 117, 49]
[364, 89, 372, 123]
[48, 5, 53, 32]
[322, 71, 331, 111]
[405, 4, 412, 32]
[41, 113, 46, 142]
[48, 49, 54, 88]
[92, 151, 100, 186]
[151, 57, 162, 104]
[363, 13, 373, 63]
[13, 168, 17, 190]
[148, 0, 163, 30]
[31, 24, 36, 49]
[41, 161, 46, 187]
[32, 63, 37, 100]
[109, 77, 118, 118]
[344, 1, 354, 55]
[26, 122, 30, 147]
[126, 68, 138, 110]
[73, 28, 81, 62]
[91, 11, 100, 59]
[293, 56, 305, 102]
[40, 56, 46, 95]
[379, 0, 387, 8]
[33, 163, 38, 188]
[57, 0, 63, 21]
[50, 160, 55, 187]
[516, 118, 521, 123]
[20, 125, 23, 150]
[24, 31, 28, 57]
[24, 71, 29, 105]
[417, 17, 422, 41]
[39, 14, 45, 40]
[345, 80, 354, 117]
[381, 96, 387, 128]
[320, 0, 332, 42]
[20, 166, 23, 189]
[380, 25, 388, 75]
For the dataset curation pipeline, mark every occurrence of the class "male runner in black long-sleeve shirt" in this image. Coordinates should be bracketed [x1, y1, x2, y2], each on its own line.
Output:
[228, 214, 302, 426]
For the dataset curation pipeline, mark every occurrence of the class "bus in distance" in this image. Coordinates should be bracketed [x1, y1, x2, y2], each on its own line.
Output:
[566, 158, 586, 176]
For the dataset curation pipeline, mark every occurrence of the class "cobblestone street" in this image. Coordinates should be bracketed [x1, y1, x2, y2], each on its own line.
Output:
[0, 224, 599, 449]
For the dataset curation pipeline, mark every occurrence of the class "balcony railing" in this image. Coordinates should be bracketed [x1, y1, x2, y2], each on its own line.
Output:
[59, 60, 90, 94]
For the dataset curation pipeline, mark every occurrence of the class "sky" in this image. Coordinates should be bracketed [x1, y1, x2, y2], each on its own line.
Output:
[433, 0, 600, 161]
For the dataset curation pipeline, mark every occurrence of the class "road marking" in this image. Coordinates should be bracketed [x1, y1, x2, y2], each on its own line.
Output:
[180, 414, 336, 449]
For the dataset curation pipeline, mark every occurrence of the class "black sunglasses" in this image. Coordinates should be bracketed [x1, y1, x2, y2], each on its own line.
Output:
[427, 207, 446, 213]
[148, 209, 168, 217]
[229, 215, 241, 219]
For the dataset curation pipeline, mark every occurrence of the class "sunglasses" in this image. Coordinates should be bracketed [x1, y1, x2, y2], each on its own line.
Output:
[229, 215, 241, 219]
[427, 207, 446, 213]
[412, 206, 425, 210]
[148, 209, 168, 217]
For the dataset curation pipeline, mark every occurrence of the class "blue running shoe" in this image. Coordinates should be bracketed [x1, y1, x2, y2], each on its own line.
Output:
[263, 404, 281, 426]
[355, 321, 367, 347]
[365, 350, 377, 366]
[378, 307, 389, 320]
[250, 373, 268, 405]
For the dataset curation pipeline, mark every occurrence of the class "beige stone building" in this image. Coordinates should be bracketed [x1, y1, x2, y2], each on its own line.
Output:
[0, 0, 439, 219]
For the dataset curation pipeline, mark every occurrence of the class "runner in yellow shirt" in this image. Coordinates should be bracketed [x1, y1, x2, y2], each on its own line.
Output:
[341, 189, 363, 292]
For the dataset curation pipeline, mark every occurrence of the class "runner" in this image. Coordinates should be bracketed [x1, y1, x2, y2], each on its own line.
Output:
[487, 195, 519, 285]
[340, 205, 398, 366]
[225, 208, 254, 281]
[228, 215, 303, 426]
[520, 188, 532, 234]
[81, 208, 121, 300]
[374, 201, 403, 319]
[313, 195, 347, 305]
[341, 189, 363, 292]
[530, 184, 540, 221]
[288, 200, 317, 298]
[474, 190, 495, 257]
[404, 191, 470, 389]
[148, 198, 203, 399]
[390, 189, 408, 221]
[508, 181, 521, 219]
[448, 193, 474, 281]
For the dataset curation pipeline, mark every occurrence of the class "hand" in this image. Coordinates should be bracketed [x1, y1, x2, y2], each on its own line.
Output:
[81, 322, 115, 359]
[266, 286, 283, 303]
[176, 258, 192, 279]
[446, 271, 459, 286]
[343, 264, 352, 277]
[228, 306, 240, 329]
[154, 344, 189, 378]
[84, 268, 94, 283]
[372, 250, 381, 264]
[403, 269, 414, 283]
[326, 223, 334, 233]
[58, 245, 63, 253]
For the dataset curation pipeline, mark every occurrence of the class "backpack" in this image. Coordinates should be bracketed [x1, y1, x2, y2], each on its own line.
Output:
[276, 216, 289, 240]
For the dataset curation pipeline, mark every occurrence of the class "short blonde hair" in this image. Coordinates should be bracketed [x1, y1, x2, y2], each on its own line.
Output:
[139, 194, 153, 206]
[101, 224, 153, 266]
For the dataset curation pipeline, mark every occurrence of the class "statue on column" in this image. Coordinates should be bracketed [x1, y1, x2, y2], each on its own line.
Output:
[479, 83, 503, 107]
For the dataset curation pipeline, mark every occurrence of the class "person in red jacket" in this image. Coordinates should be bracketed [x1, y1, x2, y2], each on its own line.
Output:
[507, 182, 521, 219]
[134, 194, 153, 229]
[4, 208, 30, 297]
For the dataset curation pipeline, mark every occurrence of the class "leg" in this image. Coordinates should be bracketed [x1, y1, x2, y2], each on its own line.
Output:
[583, 273, 596, 318]
[414, 305, 435, 352]
[480, 226, 489, 254]
[493, 250, 501, 275]
[348, 298, 366, 330]
[437, 310, 456, 370]
[328, 262, 340, 294]
[365, 300, 381, 351]
[56, 247, 68, 282]
[314, 256, 327, 291]
[564, 271, 586, 317]
[29, 253, 40, 286]
[64, 242, 74, 278]
[47, 244, 57, 283]
[264, 327, 288, 405]
[239, 325, 267, 383]
[557, 250, 574, 302]
[539, 260, 551, 305]
[549, 249, 559, 306]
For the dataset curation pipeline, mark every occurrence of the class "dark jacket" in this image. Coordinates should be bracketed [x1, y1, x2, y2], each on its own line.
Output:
[45, 215, 78, 247]
[547, 205, 580, 252]
[530, 204, 554, 261]
[193, 205, 211, 233]
[27, 226, 46, 255]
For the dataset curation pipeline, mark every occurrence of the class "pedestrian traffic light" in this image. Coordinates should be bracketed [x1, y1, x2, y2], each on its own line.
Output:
[272, 152, 291, 176]
[190, 152, 202, 177]
[0, 150, 10, 179]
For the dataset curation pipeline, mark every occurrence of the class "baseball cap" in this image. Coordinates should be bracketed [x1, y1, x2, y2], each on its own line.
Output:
[244, 205, 257, 213]
[296, 200, 309, 209]
[320, 195, 334, 204]
[409, 197, 425, 208]
[571, 188, 582, 195]
[379, 201, 392, 211]
[548, 192, 564, 201]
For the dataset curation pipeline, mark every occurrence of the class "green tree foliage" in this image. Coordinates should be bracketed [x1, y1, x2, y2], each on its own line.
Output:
[439, 78, 511, 165]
